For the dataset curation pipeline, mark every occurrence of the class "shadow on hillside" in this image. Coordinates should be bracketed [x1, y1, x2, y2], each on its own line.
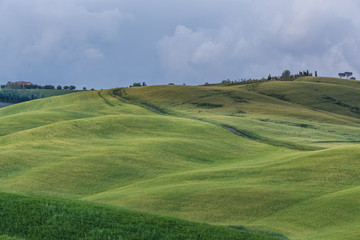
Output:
[229, 225, 289, 240]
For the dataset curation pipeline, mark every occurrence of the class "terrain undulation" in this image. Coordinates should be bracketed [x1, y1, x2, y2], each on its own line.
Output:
[0, 77, 360, 240]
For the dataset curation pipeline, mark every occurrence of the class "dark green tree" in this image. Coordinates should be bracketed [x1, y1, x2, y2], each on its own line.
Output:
[44, 85, 55, 89]
[338, 73, 346, 78]
[344, 72, 353, 78]
[281, 70, 291, 80]
[132, 83, 141, 87]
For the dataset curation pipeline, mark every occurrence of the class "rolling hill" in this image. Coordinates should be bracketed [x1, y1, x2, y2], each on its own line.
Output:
[0, 77, 359, 239]
[1, 192, 280, 240]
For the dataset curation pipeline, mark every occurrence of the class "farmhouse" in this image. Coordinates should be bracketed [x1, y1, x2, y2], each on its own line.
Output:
[15, 81, 33, 86]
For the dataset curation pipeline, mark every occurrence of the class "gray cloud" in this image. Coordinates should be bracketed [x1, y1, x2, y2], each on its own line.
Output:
[0, 0, 359, 88]
[0, 0, 132, 88]
[157, 0, 360, 84]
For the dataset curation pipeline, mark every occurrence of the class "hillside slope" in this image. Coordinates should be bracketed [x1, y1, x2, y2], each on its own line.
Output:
[85, 144, 360, 240]
[121, 77, 360, 149]
[0, 77, 359, 240]
[0, 192, 281, 240]
[0, 90, 284, 198]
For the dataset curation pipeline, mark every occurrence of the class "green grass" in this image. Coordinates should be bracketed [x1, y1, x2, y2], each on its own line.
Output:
[253, 77, 360, 118]
[0, 77, 360, 239]
[84, 144, 360, 240]
[0, 192, 281, 240]
[0, 90, 287, 199]
[120, 78, 360, 150]
[0, 236, 21, 240]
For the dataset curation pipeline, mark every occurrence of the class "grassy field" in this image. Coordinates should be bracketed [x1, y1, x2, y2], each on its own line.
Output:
[0, 192, 281, 240]
[0, 77, 359, 239]
[120, 77, 360, 149]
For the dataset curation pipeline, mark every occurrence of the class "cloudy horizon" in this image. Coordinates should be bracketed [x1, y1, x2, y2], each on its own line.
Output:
[0, 0, 359, 89]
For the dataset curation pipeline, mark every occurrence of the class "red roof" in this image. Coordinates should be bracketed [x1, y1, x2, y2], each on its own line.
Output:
[15, 81, 32, 85]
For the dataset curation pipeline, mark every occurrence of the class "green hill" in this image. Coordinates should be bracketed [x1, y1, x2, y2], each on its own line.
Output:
[121, 77, 360, 149]
[0, 192, 280, 240]
[0, 77, 360, 239]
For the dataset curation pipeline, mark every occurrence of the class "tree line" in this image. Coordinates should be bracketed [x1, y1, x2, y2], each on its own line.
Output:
[212, 69, 316, 86]
[338, 72, 356, 80]
[214, 69, 357, 86]
[1, 81, 77, 90]
[0, 89, 77, 103]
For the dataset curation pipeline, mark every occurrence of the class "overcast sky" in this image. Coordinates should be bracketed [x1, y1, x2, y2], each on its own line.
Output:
[0, 0, 359, 89]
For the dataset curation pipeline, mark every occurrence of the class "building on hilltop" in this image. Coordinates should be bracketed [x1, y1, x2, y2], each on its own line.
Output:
[0, 81, 34, 89]
[14, 81, 33, 86]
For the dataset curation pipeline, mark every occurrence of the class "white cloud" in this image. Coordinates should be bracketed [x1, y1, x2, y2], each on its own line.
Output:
[191, 41, 224, 64]
[157, 25, 209, 71]
[83, 48, 104, 60]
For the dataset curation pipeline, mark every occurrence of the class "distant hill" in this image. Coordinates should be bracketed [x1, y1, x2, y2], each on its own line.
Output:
[121, 77, 360, 149]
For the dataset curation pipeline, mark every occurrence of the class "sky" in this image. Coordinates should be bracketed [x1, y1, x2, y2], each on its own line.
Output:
[0, 0, 359, 89]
